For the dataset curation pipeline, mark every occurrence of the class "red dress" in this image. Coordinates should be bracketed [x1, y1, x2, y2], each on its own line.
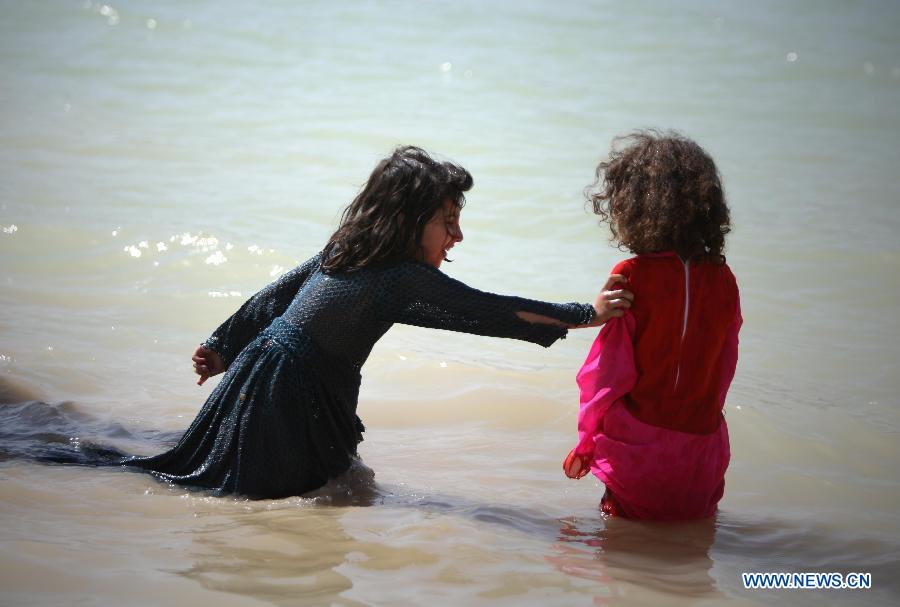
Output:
[573, 252, 741, 520]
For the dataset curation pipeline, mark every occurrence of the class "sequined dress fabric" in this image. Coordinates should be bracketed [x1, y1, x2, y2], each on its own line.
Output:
[122, 252, 593, 498]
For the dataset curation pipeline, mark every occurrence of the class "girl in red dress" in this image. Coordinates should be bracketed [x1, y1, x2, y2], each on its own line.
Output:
[564, 131, 741, 520]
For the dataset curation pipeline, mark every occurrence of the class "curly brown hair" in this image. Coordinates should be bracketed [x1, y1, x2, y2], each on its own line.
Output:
[587, 130, 731, 263]
[321, 146, 472, 273]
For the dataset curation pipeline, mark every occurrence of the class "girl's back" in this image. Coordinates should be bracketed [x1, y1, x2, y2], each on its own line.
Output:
[567, 130, 740, 519]
[615, 253, 740, 434]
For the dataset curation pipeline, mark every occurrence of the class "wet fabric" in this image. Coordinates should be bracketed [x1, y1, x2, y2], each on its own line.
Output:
[124, 252, 594, 498]
[609, 252, 740, 434]
[573, 254, 741, 520]
[591, 399, 730, 520]
[124, 317, 363, 498]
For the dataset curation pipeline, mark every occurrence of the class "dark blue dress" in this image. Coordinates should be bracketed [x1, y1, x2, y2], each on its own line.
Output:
[121, 253, 593, 498]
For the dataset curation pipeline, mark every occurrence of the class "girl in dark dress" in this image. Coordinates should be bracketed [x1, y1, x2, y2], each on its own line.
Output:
[119, 146, 632, 498]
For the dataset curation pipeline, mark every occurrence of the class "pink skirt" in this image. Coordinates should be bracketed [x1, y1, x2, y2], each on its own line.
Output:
[590, 400, 730, 520]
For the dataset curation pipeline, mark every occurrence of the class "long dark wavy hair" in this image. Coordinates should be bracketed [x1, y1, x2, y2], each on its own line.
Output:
[587, 130, 731, 263]
[321, 146, 473, 273]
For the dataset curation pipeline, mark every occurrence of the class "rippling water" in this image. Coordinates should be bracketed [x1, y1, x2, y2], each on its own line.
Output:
[1, 1, 899, 605]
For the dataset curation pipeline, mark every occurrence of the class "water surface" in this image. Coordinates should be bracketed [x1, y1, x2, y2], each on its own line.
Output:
[1, 1, 899, 605]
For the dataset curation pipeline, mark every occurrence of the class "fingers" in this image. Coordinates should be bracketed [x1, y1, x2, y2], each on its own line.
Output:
[600, 273, 627, 292]
[563, 450, 577, 478]
[595, 286, 633, 324]
[193, 357, 210, 385]
[603, 297, 631, 311]
[600, 290, 633, 313]
[194, 359, 210, 385]
[603, 288, 633, 303]
[563, 450, 591, 479]
[193, 345, 224, 384]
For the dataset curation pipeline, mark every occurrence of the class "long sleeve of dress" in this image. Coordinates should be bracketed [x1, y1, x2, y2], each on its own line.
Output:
[202, 253, 322, 367]
[391, 263, 595, 348]
[573, 310, 638, 456]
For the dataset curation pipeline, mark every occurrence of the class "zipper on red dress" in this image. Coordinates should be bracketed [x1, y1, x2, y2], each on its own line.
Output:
[674, 258, 690, 390]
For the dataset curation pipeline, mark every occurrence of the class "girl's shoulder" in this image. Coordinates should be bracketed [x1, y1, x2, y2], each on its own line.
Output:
[611, 257, 637, 275]
[609, 252, 676, 280]
[610, 254, 737, 296]
[348, 258, 450, 290]
[612, 253, 736, 276]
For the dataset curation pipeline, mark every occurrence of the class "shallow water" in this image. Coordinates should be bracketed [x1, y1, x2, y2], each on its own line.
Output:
[2, 0, 899, 605]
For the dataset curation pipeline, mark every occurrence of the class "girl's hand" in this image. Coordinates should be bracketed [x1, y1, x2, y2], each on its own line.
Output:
[192, 345, 225, 386]
[588, 274, 632, 326]
[563, 448, 590, 479]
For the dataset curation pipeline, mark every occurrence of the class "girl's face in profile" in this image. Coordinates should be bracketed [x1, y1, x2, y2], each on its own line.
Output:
[419, 199, 464, 268]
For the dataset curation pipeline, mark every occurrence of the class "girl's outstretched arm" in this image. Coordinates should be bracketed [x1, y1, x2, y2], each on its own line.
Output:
[197, 252, 322, 376]
[391, 263, 627, 347]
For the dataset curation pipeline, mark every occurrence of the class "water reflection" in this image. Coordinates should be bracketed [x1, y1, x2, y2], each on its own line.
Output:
[178, 508, 361, 604]
[164, 481, 730, 606]
[549, 515, 721, 605]
[548, 511, 900, 606]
